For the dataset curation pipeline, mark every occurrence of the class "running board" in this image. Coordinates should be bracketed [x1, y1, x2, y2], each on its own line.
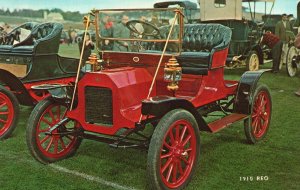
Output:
[208, 113, 248, 133]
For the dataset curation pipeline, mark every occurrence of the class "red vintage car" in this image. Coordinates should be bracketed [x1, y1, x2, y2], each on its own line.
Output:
[26, 8, 272, 189]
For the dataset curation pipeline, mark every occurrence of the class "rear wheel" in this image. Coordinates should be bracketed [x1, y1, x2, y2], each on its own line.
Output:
[246, 51, 260, 71]
[0, 86, 19, 140]
[26, 99, 81, 164]
[286, 46, 298, 77]
[147, 109, 200, 190]
[244, 84, 272, 144]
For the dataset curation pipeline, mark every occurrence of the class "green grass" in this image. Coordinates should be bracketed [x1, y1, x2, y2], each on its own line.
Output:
[1, 46, 300, 190]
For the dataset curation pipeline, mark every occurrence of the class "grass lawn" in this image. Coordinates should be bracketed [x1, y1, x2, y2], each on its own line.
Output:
[0, 45, 300, 190]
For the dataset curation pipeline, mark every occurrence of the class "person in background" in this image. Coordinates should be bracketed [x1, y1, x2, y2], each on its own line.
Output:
[260, 31, 283, 73]
[70, 30, 77, 44]
[134, 15, 147, 36]
[275, 14, 292, 42]
[293, 31, 300, 97]
[144, 13, 162, 35]
[67, 27, 74, 45]
[78, 32, 94, 65]
[0, 23, 6, 44]
[113, 15, 130, 52]
[0, 23, 12, 44]
[100, 15, 114, 50]
[149, 13, 162, 28]
[275, 14, 292, 67]
[2, 23, 11, 33]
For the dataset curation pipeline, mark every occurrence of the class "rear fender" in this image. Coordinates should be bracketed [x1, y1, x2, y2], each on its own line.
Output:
[142, 96, 210, 131]
[234, 69, 270, 114]
[0, 69, 34, 106]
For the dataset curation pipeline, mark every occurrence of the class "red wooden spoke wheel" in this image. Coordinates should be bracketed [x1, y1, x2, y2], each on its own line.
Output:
[26, 99, 81, 163]
[244, 84, 272, 144]
[147, 109, 200, 190]
[160, 120, 197, 188]
[0, 86, 19, 140]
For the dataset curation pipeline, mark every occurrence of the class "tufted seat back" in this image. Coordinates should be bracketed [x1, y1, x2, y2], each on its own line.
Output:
[11, 22, 63, 54]
[182, 24, 231, 52]
[159, 24, 231, 53]
[161, 24, 232, 75]
[31, 23, 57, 43]
[158, 24, 231, 75]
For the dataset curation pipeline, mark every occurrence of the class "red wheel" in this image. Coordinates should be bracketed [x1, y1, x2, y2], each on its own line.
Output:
[26, 99, 81, 163]
[244, 84, 272, 144]
[0, 86, 19, 140]
[147, 109, 200, 190]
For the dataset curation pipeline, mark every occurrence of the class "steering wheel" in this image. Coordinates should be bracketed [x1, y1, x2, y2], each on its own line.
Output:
[126, 20, 160, 38]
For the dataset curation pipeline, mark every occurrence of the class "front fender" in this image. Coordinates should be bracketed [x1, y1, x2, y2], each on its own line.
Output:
[234, 69, 270, 114]
[142, 96, 210, 131]
[0, 69, 34, 106]
[31, 84, 73, 101]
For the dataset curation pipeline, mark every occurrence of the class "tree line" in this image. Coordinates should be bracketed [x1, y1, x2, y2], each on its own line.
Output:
[0, 8, 84, 22]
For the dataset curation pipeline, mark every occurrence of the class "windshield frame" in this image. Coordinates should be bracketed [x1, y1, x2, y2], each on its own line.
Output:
[91, 8, 184, 54]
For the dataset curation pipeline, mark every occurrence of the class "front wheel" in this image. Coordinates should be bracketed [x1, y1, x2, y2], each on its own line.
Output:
[286, 46, 298, 77]
[244, 84, 272, 144]
[0, 86, 19, 140]
[26, 99, 82, 164]
[147, 109, 200, 190]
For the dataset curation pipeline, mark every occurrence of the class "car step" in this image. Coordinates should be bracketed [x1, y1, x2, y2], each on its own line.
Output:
[208, 113, 248, 133]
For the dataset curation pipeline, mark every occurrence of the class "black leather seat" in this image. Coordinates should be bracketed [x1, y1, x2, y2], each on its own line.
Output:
[159, 24, 232, 75]
[180, 24, 231, 75]
[177, 52, 211, 75]
[11, 22, 63, 54]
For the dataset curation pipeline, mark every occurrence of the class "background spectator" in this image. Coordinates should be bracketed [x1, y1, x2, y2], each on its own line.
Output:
[101, 15, 114, 50]
[78, 32, 94, 64]
[260, 31, 283, 73]
[275, 14, 292, 66]
[113, 15, 130, 51]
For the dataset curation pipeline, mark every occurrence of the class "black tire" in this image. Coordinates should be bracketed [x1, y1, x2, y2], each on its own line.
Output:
[244, 84, 272, 144]
[0, 86, 19, 140]
[26, 99, 82, 164]
[286, 46, 298, 77]
[246, 51, 260, 71]
[147, 109, 200, 190]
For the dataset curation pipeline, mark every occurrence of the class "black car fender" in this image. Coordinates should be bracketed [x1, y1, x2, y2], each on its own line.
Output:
[0, 69, 35, 106]
[234, 69, 270, 115]
[141, 95, 210, 131]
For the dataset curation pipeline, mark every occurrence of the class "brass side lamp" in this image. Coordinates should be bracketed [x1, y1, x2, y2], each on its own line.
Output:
[164, 56, 182, 91]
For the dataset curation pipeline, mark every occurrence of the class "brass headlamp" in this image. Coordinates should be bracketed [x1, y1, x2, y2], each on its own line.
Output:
[164, 56, 182, 91]
[86, 53, 102, 72]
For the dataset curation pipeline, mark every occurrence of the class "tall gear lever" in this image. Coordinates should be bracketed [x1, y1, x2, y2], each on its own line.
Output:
[70, 13, 94, 111]
[138, 9, 183, 123]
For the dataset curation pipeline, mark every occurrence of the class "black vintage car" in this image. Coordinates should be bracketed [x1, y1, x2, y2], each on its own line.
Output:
[0, 22, 78, 139]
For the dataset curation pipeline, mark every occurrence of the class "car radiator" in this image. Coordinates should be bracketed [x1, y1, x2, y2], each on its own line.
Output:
[85, 86, 113, 125]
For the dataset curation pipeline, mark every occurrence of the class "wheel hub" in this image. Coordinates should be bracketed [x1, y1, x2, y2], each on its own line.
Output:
[171, 143, 186, 159]
[292, 56, 298, 68]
